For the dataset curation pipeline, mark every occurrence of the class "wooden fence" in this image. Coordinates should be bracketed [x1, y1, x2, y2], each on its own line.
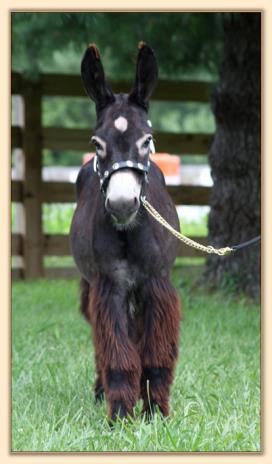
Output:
[11, 72, 214, 280]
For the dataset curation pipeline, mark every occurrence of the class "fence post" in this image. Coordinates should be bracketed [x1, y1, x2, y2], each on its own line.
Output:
[22, 79, 43, 278]
[13, 95, 25, 271]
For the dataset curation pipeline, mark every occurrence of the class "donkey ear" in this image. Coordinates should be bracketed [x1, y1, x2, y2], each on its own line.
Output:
[128, 42, 158, 111]
[81, 44, 115, 111]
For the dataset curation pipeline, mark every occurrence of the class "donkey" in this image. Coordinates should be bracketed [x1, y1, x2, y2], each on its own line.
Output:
[70, 42, 181, 422]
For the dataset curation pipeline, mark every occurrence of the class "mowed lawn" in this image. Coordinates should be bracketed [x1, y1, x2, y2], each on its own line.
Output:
[12, 272, 260, 452]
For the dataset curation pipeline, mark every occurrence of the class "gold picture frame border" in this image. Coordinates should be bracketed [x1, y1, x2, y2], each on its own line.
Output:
[0, 2, 270, 462]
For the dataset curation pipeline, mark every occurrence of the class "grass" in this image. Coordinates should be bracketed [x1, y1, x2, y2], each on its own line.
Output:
[12, 273, 260, 453]
[181, 215, 208, 237]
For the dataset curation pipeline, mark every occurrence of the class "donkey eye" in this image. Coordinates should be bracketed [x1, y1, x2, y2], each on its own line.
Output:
[91, 137, 102, 150]
[136, 133, 153, 157]
[91, 136, 107, 159]
[142, 136, 152, 148]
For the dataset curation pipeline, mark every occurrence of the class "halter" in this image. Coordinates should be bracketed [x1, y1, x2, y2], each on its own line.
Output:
[93, 119, 155, 195]
[93, 155, 151, 195]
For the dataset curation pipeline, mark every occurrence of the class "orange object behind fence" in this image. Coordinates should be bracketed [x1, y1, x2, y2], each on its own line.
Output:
[83, 152, 95, 165]
[150, 153, 180, 177]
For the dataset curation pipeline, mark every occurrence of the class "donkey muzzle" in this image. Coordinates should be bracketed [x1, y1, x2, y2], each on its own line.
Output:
[106, 197, 140, 223]
[105, 169, 142, 225]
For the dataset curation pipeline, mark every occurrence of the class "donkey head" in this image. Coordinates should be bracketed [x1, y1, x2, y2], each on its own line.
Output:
[81, 42, 158, 229]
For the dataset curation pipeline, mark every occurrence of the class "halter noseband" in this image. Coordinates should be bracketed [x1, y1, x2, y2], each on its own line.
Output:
[93, 155, 151, 195]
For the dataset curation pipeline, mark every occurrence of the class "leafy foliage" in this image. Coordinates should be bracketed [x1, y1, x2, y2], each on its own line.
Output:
[12, 12, 224, 79]
[12, 13, 220, 168]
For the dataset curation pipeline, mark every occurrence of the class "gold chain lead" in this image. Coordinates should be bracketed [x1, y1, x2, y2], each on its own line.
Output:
[141, 197, 233, 257]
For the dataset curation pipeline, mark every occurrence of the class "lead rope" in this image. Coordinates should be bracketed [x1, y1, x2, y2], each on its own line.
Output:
[141, 196, 234, 256]
[143, 121, 232, 255]
[141, 121, 260, 255]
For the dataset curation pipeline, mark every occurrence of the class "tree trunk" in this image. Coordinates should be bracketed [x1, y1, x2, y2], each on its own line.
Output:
[206, 13, 261, 299]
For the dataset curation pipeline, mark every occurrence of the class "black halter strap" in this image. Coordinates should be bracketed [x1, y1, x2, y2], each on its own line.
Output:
[93, 155, 151, 194]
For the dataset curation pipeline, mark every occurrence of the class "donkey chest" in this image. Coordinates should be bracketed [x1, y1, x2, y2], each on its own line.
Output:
[90, 216, 170, 282]
[110, 259, 139, 288]
[94, 236, 164, 284]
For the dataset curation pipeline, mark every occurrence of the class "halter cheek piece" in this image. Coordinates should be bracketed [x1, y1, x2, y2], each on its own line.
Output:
[93, 155, 151, 195]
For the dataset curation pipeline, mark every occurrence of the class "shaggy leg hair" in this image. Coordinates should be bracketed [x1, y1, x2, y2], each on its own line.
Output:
[80, 278, 105, 400]
[140, 277, 181, 417]
[89, 276, 141, 421]
[80, 276, 180, 419]
[94, 354, 104, 402]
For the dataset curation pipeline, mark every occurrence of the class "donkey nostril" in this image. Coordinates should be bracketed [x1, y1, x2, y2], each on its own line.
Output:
[106, 198, 115, 215]
[106, 198, 120, 215]
[106, 196, 140, 221]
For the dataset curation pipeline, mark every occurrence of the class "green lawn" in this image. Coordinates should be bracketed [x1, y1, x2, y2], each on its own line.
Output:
[12, 273, 260, 452]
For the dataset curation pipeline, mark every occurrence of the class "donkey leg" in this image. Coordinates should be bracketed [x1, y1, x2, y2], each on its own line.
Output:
[94, 354, 104, 402]
[79, 277, 91, 321]
[90, 277, 141, 421]
[79, 278, 104, 400]
[141, 277, 181, 418]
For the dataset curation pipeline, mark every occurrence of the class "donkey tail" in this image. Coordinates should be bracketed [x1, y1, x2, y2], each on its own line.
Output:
[80, 277, 91, 322]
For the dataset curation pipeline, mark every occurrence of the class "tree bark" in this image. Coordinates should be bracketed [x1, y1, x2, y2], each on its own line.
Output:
[206, 13, 261, 299]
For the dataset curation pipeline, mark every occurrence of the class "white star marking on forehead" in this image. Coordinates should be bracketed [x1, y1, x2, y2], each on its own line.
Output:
[114, 116, 128, 133]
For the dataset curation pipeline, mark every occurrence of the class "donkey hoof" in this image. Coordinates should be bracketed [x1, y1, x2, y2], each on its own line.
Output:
[109, 400, 128, 425]
[94, 383, 104, 402]
[95, 389, 104, 403]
